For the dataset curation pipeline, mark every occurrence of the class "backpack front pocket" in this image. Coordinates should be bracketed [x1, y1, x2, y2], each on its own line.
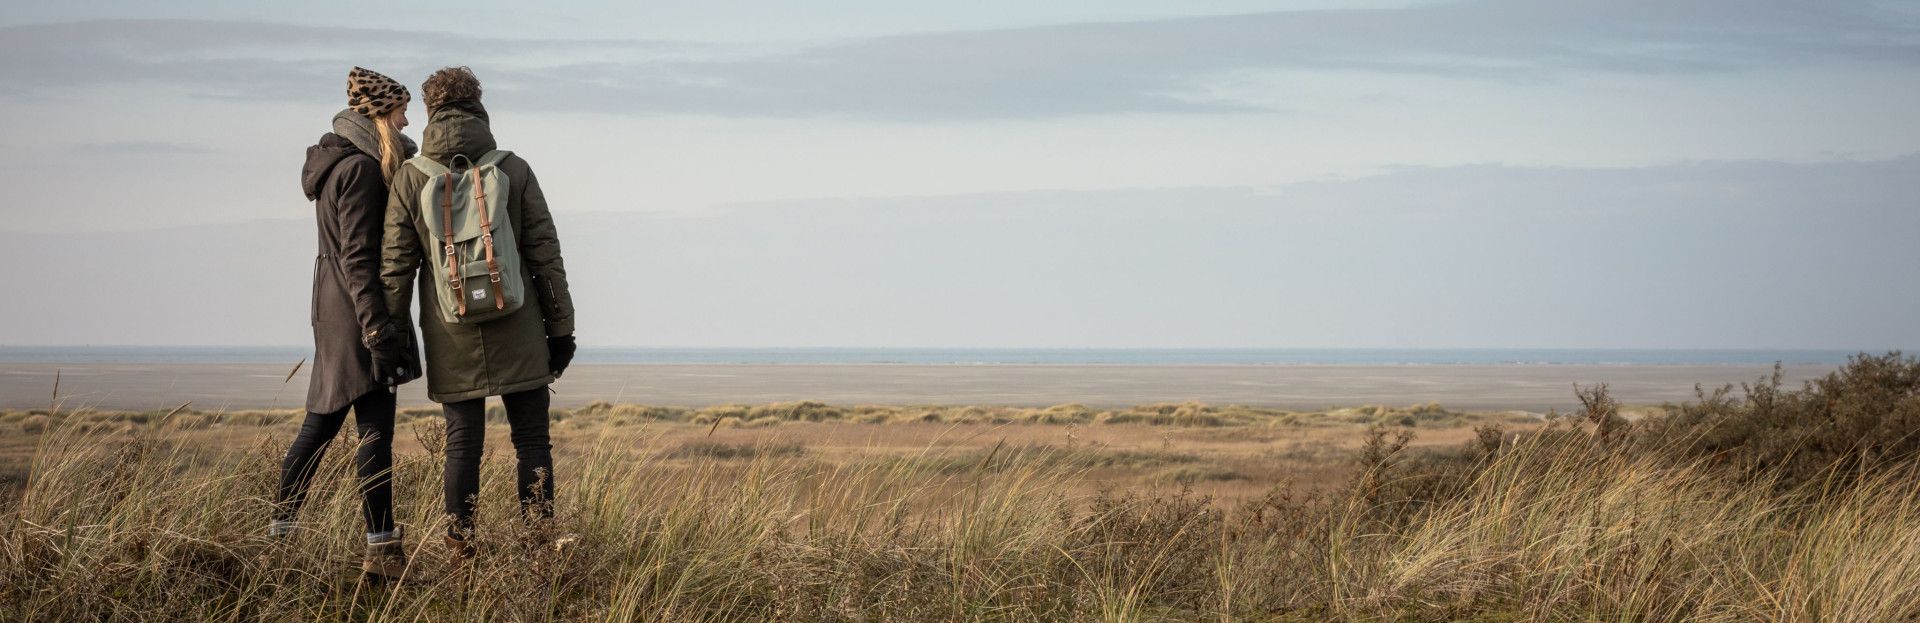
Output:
[458, 259, 506, 312]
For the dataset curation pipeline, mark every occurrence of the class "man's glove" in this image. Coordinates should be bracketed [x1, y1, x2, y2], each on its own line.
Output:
[547, 335, 576, 379]
[365, 320, 411, 386]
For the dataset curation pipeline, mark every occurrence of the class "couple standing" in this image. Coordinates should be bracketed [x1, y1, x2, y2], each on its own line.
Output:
[277, 66, 577, 578]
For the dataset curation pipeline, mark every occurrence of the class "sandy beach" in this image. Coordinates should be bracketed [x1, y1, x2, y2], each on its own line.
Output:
[3, 361, 1832, 412]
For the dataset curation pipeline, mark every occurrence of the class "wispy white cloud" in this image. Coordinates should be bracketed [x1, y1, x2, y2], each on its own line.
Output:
[3, 0, 1914, 119]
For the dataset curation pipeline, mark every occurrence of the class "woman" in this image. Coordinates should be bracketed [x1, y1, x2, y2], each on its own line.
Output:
[275, 66, 422, 580]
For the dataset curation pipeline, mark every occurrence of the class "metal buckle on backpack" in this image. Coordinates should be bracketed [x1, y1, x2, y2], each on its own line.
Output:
[489, 272, 502, 283]
[444, 244, 457, 256]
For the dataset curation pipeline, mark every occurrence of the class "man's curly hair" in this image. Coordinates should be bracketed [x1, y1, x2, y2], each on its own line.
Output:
[421, 66, 483, 112]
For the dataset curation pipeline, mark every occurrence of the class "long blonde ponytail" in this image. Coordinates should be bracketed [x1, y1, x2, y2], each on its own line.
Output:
[373, 114, 403, 183]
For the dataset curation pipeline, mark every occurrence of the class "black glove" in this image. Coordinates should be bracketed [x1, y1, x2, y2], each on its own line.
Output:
[366, 320, 411, 386]
[547, 335, 576, 379]
[371, 349, 408, 386]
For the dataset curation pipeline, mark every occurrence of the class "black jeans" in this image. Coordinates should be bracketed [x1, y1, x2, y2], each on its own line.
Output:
[442, 386, 553, 536]
[274, 388, 396, 534]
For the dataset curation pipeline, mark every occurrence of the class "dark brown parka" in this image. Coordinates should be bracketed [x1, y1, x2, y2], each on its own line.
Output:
[301, 133, 420, 413]
[380, 100, 575, 403]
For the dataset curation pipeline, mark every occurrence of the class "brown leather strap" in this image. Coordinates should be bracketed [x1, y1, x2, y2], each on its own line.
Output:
[442, 170, 466, 316]
[474, 167, 505, 310]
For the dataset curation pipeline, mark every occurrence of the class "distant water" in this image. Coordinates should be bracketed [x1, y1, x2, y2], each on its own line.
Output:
[0, 346, 1869, 366]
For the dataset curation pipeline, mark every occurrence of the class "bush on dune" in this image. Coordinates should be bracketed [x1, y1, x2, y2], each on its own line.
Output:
[1632, 352, 1920, 490]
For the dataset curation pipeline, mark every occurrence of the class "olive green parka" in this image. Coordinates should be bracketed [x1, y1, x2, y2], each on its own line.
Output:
[380, 100, 575, 403]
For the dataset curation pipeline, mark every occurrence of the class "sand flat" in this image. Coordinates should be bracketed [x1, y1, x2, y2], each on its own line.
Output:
[3, 362, 1831, 412]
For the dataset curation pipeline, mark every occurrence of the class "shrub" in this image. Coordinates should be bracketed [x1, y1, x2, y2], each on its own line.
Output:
[686, 404, 751, 425]
[666, 439, 806, 460]
[1031, 403, 1097, 424]
[163, 414, 208, 431]
[1152, 465, 1249, 485]
[17, 415, 49, 434]
[1633, 352, 1920, 490]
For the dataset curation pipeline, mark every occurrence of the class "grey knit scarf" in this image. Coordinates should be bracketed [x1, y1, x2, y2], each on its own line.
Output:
[331, 108, 418, 161]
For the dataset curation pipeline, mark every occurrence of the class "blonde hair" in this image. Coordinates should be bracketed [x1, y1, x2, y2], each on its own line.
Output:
[373, 113, 404, 182]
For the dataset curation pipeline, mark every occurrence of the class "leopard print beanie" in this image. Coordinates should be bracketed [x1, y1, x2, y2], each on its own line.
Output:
[346, 67, 410, 117]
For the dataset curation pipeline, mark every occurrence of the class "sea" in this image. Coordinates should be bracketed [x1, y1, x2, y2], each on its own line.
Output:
[0, 346, 1871, 366]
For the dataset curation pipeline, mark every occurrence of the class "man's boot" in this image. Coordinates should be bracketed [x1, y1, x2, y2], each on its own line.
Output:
[362, 534, 411, 581]
[444, 533, 477, 561]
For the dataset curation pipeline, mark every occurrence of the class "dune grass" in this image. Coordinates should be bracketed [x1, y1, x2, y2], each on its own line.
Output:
[3, 354, 1918, 621]
[3, 422, 1918, 621]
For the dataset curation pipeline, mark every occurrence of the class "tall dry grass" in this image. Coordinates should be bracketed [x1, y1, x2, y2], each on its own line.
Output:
[4, 356, 1920, 621]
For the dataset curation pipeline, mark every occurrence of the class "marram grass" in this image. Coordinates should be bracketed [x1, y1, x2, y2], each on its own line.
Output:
[5, 409, 1920, 621]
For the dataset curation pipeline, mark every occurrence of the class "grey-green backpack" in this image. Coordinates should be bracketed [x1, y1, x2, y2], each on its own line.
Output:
[407, 150, 524, 324]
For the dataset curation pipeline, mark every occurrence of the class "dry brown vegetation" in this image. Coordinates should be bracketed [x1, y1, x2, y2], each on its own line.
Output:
[2, 353, 1918, 621]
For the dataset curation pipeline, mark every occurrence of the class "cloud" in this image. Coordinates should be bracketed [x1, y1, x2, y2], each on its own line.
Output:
[1, 1, 1916, 119]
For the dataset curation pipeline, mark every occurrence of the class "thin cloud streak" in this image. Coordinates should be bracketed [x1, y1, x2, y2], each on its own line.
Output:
[2, 0, 1915, 120]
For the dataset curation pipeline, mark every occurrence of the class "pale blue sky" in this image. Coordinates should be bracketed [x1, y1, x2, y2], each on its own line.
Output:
[0, 1, 1915, 348]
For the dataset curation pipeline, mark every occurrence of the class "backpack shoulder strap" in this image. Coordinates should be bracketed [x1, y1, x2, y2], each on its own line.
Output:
[406, 155, 449, 177]
[476, 150, 512, 168]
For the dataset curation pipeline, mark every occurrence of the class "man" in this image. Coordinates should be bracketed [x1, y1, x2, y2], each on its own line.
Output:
[381, 66, 577, 556]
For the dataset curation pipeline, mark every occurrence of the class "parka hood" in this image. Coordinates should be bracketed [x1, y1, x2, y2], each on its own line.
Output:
[421, 100, 497, 163]
[301, 133, 359, 201]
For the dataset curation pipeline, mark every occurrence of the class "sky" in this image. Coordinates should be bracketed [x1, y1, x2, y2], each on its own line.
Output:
[0, 0, 1916, 348]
